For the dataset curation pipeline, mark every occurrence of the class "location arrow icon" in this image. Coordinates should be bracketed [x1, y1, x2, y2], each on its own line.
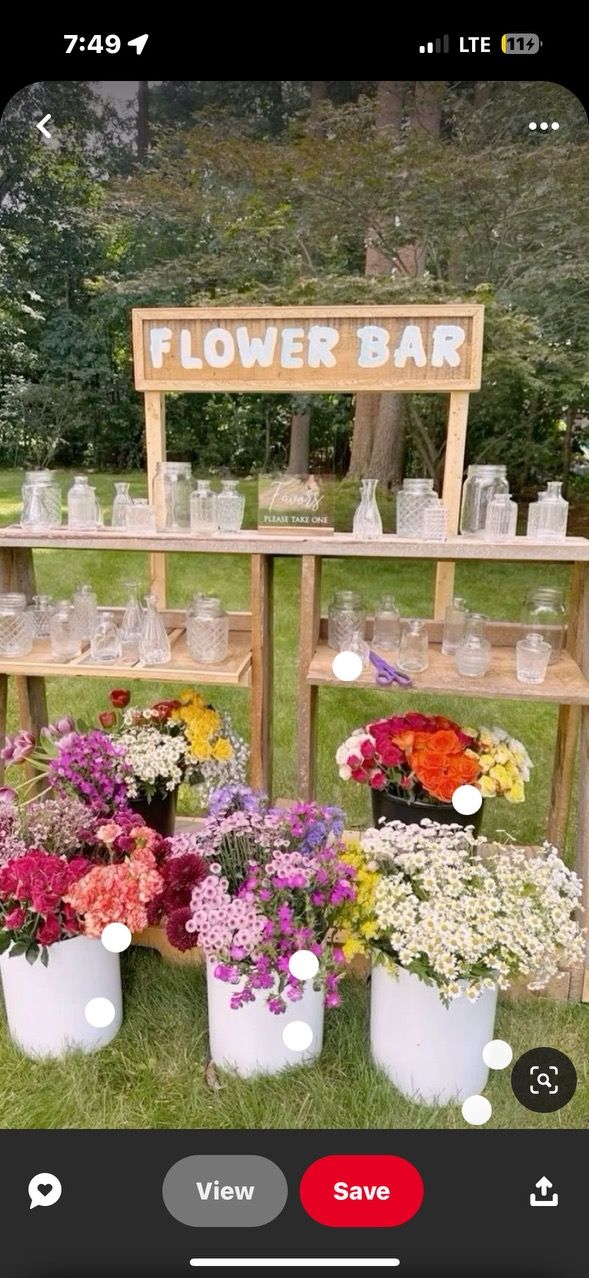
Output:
[128, 34, 149, 55]
[36, 114, 52, 139]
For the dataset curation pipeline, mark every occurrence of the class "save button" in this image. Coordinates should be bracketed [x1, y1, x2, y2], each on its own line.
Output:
[300, 1155, 424, 1228]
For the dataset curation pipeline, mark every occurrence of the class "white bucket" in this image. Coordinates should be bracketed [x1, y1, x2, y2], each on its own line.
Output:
[0, 935, 123, 1059]
[206, 960, 324, 1078]
[370, 963, 498, 1105]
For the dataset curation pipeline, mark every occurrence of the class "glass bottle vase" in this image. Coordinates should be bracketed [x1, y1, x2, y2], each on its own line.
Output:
[67, 475, 100, 529]
[72, 584, 98, 641]
[521, 588, 566, 664]
[111, 482, 131, 528]
[441, 597, 468, 656]
[398, 619, 429, 673]
[484, 491, 518, 539]
[190, 480, 217, 535]
[516, 632, 552, 684]
[50, 602, 81, 660]
[216, 480, 245, 533]
[91, 612, 122, 663]
[153, 462, 192, 531]
[372, 596, 401, 652]
[352, 478, 383, 539]
[139, 595, 171, 665]
[120, 582, 144, 645]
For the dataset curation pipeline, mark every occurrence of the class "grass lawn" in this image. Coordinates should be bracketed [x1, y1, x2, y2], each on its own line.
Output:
[0, 469, 587, 1130]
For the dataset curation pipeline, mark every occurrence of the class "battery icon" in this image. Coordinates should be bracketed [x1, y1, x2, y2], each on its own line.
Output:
[501, 33, 541, 54]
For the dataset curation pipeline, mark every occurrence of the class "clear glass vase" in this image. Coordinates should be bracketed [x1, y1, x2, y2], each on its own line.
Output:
[21, 471, 62, 529]
[0, 594, 32, 657]
[396, 478, 435, 536]
[526, 490, 547, 537]
[72, 584, 98, 641]
[454, 613, 491, 677]
[187, 595, 229, 663]
[460, 465, 509, 536]
[67, 475, 100, 530]
[153, 462, 192, 531]
[516, 632, 552, 684]
[521, 588, 566, 664]
[27, 594, 55, 639]
[139, 594, 171, 664]
[327, 590, 366, 651]
[422, 497, 448, 541]
[398, 619, 429, 673]
[120, 582, 143, 645]
[91, 612, 122, 663]
[484, 491, 518, 539]
[190, 480, 217, 535]
[50, 601, 81, 659]
[111, 482, 131, 528]
[441, 596, 468, 655]
[529, 481, 569, 541]
[372, 596, 401, 652]
[217, 480, 245, 533]
[125, 499, 157, 533]
[352, 478, 383, 539]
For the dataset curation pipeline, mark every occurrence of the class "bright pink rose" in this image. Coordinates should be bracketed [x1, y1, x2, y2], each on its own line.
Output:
[37, 916, 61, 946]
[4, 907, 26, 929]
[369, 771, 387, 789]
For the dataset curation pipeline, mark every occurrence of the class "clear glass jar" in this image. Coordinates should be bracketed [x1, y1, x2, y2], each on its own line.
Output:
[454, 613, 491, 677]
[20, 470, 62, 530]
[398, 619, 429, 673]
[27, 594, 55, 639]
[422, 497, 448, 541]
[72, 584, 98, 641]
[190, 480, 217, 535]
[91, 612, 122, 663]
[342, 634, 370, 668]
[216, 480, 245, 533]
[521, 588, 566, 664]
[531, 481, 569, 541]
[516, 632, 552, 684]
[526, 490, 547, 538]
[396, 478, 436, 537]
[484, 491, 518, 539]
[120, 582, 143, 645]
[460, 464, 509, 536]
[372, 595, 401, 652]
[441, 596, 468, 656]
[67, 475, 100, 529]
[50, 601, 81, 659]
[153, 461, 192, 531]
[125, 499, 157, 533]
[139, 594, 171, 665]
[187, 595, 229, 663]
[0, 594, 32, 657]
[111, 482, 131, 528]
[327, 590, 366, 652]
[352, 478, 383, 539]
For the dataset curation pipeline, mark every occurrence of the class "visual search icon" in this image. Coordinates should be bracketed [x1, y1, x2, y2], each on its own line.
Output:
[511, 1046, 577, 1113]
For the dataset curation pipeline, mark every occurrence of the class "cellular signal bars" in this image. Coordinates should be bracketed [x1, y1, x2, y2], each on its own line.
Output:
[419, 36, 450, 53]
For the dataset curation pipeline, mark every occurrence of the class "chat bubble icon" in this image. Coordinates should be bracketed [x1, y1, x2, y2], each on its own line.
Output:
[28, 1172, 62, 1210]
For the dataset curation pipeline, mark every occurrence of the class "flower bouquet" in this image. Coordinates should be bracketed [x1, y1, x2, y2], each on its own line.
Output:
[336, 821, 584, 1103]
[336, 711, 532, 832]
[165, 786, 355, 1076]
[0, 797, 164, 1058]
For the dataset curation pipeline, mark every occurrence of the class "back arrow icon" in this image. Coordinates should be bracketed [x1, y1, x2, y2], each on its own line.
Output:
[36, 114, 52, 139]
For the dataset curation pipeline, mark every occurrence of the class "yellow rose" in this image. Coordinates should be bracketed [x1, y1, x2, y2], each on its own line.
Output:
[489, 764, 510, 788]
[478, 752, 495, 772]
[506, 779, 525, 803]
[479, 775, 497, 798]
[212, 737, 233, 762]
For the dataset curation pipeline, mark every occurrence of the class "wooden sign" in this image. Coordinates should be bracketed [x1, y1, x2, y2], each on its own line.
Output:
[132, 304, 484, 394]
[257, 474, 334, 532]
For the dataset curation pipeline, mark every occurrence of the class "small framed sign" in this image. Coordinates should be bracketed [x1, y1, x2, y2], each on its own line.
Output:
[257, 474, 334, 533]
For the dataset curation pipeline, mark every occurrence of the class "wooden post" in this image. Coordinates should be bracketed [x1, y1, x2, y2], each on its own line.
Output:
[547, 562, 583, 849]
[11, 547, 48, 768]
[144, 390, 167, 605]
[434, 390, 470, 618]
[575, 564, 589, 1000]
[0, 547, 11, 782]
[250, 553, 273, 797]
[298, 555, 322, 800]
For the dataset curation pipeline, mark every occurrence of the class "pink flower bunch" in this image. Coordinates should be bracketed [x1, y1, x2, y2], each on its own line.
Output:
[147, 837, 208, 952]
[0, 850, 92, 959]
[64, 845, 163, 938]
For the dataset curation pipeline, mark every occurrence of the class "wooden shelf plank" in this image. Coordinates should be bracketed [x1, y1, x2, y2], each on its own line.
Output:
[307, 640, 589, 705]
[1, 525, 588, 562]
[0, 629, 252, 687]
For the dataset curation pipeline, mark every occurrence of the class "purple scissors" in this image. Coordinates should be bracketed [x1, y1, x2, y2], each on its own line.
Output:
[369, 649, 413, 688]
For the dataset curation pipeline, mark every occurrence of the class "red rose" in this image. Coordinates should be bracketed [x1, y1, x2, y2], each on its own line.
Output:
[99, 711, 117, 729]
[110, 689, 130, 708]
[36, 915, 61, 946]
[152, 699, 181, 719]
[4, 907, 26, 930]
[369, 771, 387, 790]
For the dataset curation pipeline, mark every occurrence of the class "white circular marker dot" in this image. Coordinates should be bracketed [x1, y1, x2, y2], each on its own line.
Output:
[461, 1094, 492, 1126]
[540, 121, 549, 131]
[551, 121, 560, 130]
[483, 1039, 513, 1070]
[282, 1020, 314, 1052]
[332, 650, 363, 682]
[288, 950, 320, 981]
[85, 997, 116, 1028]
[101, 922, 132, 953]
[452, 784, 482, 816]
[529, 122, 537, 131]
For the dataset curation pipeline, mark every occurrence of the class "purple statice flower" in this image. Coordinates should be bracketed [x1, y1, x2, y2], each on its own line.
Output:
[47, 730, 130, 815]
[23, 794, 98, 859]
[208, 784, 268, 819]
[0, 804, 27, 865]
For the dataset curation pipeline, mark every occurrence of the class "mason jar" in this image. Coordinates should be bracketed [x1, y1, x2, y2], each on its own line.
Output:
[187, 595, 229, 663]
[153, 462, 192, 530]
[460, 465, 509, 537]
[21, 470, 62, 530]
[327, 590, 366, 652]
[0, 594, 32, 657]
[396, 478, 436, 537]
[521, 588, 566, 664]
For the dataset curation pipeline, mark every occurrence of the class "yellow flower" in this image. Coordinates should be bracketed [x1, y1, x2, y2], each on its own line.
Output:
[212, 737, 233, 762]
[190, 738, 213, 761]
[489, 764, 510, 788]
[478, 753, 495, 773]
[506, 779, 525, 803]
[479, 775, 497, 798]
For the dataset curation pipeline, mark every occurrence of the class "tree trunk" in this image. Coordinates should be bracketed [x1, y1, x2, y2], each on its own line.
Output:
[287, 412, 311, 474]
[368, 394, 406, 486]
[137, 81, 150, 163]
[562, 406, 575, 498]
[349, 82, 405, 478]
